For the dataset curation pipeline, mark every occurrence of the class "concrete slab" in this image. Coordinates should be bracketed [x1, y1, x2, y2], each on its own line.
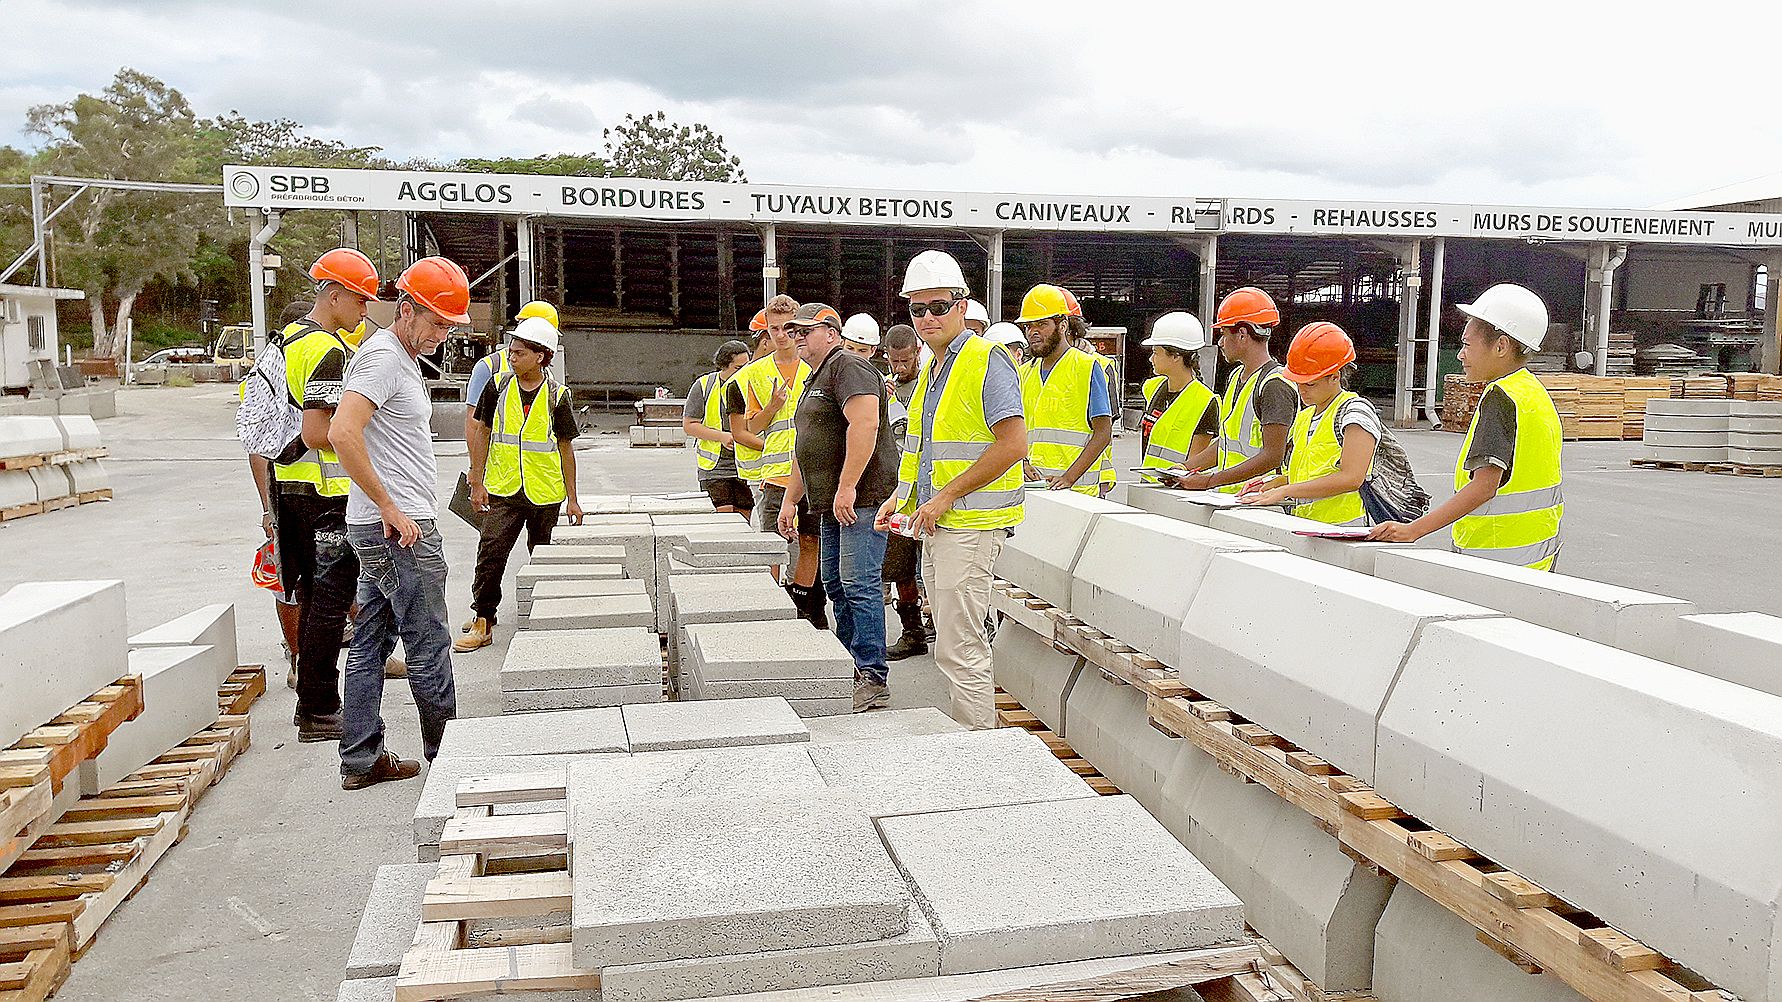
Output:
[565, 744, 826, 810]
[787, 696, 853, 717]
[1180, 552, 1499, 781]
[668, 572, 797, 669]
[620, 697, 809, 751]
[28, 465, 67, 502]
[803, 707, 967, 743]
[1643, 430, 1729, 447]
[514, 563, 626, 599]
[992, 491, 1132, 610]
[683, 619, 851, 682]
[697, 677, 853, 699]
[650, 512, 750, 528]
[1648, 398, 1735, 416]
[518, 577, 647, 617]
[1372, 548, 1695, 661]
[809, 728, 1095, 818]
[524, 543, 627, 565]
[502, 684, 663, 711]
[499, 627, 661, 689]
[991, 620, 1081, 736]
[653, 524, 787, 629]
[879, 795, 1244, 974]
[336, 978, 395, 1002]
[1643, 444, 1728, 463]
[0, 580, 129, 749]
[523, 594, 654, 631]
[0, 415, 62, 457]
[79, 645, 220, 794]
[345, 863, 435, 979]
[547, 523, 656, 585]
[1372, 885, 1584, 1002]
[129, 603, 238, 686]
[1375, 618, 1782, 1001]
[1731, 448, 1782, 465]
[437, 707, 628, 758]
[53, 415, 102, 451]
[1069, 514, 1280, 668]
[667, 549, 779, 574]
[0, 469, 33, 508]
[1207, 508, 1406, 574]
[1673, 612, 1782, 695]
[1642, 413, 1731, 432]
[570, 794, 912, 968]
[412, 755, 582, 848]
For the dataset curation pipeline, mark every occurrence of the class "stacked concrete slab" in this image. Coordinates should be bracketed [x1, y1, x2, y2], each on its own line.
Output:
[1372, 548, 1694, 662]
[347, 863, 437, 979]
[0, 580, 129, 748]
[629, 424, 687, 446]
[523, 592, 654, 631]
[1641, 398, 1731, 463]
[523, 543, 627, 565]
[682, 621, 853, 715]
[803, 707, 967, 744]
[1731, 401, 1782, 465]
[0, 415, 62, 457]
[991, 619, 1082, 736]
[79, 644, 220, 794]
[499, 627, 662, 710]
[128, 604, 238, 686]
[438, 707, 629, 758]
[1207, 508, 1407, 574]
[1672, 611, 1782, 695]
[60, 459, 109, 496]
[992, 490, 1129, 610]
[807, 728, 1096, 818]
[54, 415, 101, 451]
[665, 570, 796, 678]
[619, 696, 810, 752]
[517, 577, 646, 624]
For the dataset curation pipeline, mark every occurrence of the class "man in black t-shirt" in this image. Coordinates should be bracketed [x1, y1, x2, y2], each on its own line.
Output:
[780, 303, 900, 712]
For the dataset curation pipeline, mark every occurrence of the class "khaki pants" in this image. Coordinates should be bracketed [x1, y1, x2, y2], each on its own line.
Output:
[921, 526, 1004, 730]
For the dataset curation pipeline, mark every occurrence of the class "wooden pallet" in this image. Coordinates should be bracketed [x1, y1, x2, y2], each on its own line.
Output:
[0, 456, 45, 472]
[1705, 462, 1782, 478]
[218, 666, 267, 716]
[994, 690, 1120, 796]
[74, 489, 111, 505]
[1629, 459, 1708, 472]
[0, 503, 43, 523]
[0, 677, 145, 874]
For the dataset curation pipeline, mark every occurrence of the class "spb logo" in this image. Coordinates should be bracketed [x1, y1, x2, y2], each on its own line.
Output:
[229, 172, 260, 199]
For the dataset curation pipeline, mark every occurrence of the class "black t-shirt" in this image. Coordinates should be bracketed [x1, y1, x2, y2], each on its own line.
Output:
[474, 377, 580, 442]
[1464, 384, 1518, 481]
[794, 348, 899, 511]
[1141, 382, 1219, 452]
[1250, 360, 1302, 428]
[723, 380, 747, 417]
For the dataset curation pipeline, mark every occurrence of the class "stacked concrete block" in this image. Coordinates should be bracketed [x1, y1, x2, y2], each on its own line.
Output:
[682, 620, 853, 715]
[0, 580, 129, 748]
[499, 627, 662, 710]
[523, 593, 655, 632]
[650, 519, 766, 630]
[346, 863, 436, 979]
[550, 522, 657, 591]
[566, 744, 827, 810]
[991, 619, 1082, 736]
[1375, 618, 1782, 1001]
[1208, 507, 1405, 574]
[802, 707, 966, 744]
[53, 415, 101, 451]
[622, 494, 719, 515]
[628, 425, 688, 447]
[0, 415, 62, 457]
[517, 577, 646, 623]
[438, 707, 629, 758]
[79, 645, 220, 794]
[128, 604, 238, 686]
[1672, 612, 1782, 695]
[1372, 548, 1694, 661]
[62, 459, 109, 496]
[1641, 398, 1731, 463]
[665, 570, 795, 677]
[807, 728, 1095, 819]
[1731, 401, 1782, 465]
[618, 696, 809, 752]
[513, 563, 626, 611]
[0, 469, 34, 509]
[411, 754, 583, 860]
[992, 490, 1131, 610]
[27, 465, 68, 504]
[1372, 884, 1584, 1002]
[1069, 514, 1280, 668]
[524, 543, 627, 566]
[1179, 552, 1499, 781]
[668, 530, 788, 569]
[878, 795, 1243, 974]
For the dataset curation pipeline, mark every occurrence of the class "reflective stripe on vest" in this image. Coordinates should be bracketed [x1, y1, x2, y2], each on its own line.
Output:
[735, 355, 809, 482]
[1286, 390, 1367, 527]
[1215, 363, 1289, 493]
[484, 372, 568, 505]
[273, 321, 353, 497]
[1141, 374, 1217, 470]
[1452, 368, 1564, 571]
[693, 371, 724, 472]
[1019, 348, 1099, 496]
[893, 336, 1025, 530]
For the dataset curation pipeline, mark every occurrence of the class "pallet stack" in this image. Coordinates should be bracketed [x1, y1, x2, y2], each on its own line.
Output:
[0, 416, 111, 522]
[1443, 373, 1760, 440]
[1634, 399, 1782, 476]
[629, 397, 689, 448]
[1729, 372, 1782, 401]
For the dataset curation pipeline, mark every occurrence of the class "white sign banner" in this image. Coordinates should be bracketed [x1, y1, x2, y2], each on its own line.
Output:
[1223, 198, 1782, 247]
[222, 165, 1213, 234]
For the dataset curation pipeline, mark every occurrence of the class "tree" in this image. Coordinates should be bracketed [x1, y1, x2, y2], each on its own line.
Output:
[457, 153, 609, 176]
[600, 112, 747, 182]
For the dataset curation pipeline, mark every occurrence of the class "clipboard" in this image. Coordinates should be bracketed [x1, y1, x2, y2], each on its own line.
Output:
[1292, 528, 1373, 540]
[448, 472, 486, 531]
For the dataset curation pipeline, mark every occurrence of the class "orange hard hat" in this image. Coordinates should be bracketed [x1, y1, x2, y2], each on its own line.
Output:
[1060, 287, 1083, 318]
[309, 248, 380, 300]
[749, 308, 769, 332]
[1283, 322, 1356, 383]
[251, 540, 282, 591]
[1214, 287, 1280, 330]
[396, 257, 471, 325]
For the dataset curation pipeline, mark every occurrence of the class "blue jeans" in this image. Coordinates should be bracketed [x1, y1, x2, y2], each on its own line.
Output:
[819, 511, 890, 686]
[340, 520, 457, 775]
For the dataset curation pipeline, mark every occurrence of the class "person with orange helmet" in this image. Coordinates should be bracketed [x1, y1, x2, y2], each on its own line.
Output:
[1240, 323, 1430, 525]
[329, 255, 470, 790]
[1173, 287, 1297, 494]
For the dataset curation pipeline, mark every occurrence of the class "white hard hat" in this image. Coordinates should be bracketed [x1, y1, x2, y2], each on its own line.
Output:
[510, 315, 561, 354]
[1457, 283, 1549, 350]
[964, 299, 990, 326]
[842, 313, 881, 347]
[1141, 311, 1207, 352]
[985, 322, 1025, 348]
[900, 250, 970, 297]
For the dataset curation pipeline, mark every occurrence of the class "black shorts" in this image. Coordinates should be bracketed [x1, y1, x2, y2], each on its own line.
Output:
[882, 532, 920, 582]
[702, 476, 755, 512]
[759, 484, 818, 538]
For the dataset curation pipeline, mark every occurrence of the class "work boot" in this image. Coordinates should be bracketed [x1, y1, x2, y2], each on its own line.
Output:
[341, 750, 421, 791]
[459, 613, 477, 634]
[384, 655, 408, 679]
[853, 676, 891, 713]
[296, 712, 343, 743]
[787, 584, 829, 631]
[886, 602, 928, 661]
[453, 618, 494, 653]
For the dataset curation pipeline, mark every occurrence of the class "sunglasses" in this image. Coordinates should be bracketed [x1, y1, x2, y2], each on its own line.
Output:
[908, 297, 959, 319]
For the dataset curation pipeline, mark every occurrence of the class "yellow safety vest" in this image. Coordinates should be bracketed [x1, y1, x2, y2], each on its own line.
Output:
[1286, 390, 1367, 526]
[1216, 362, 1291, 493]
[273, 321, 353, 497]
[484, 372, 569, 505]
[1141, 374, 1217, 472]
[1082, 349, 1117, 489]
[894, 336, 1025, 530]
[693, 371, 726, 473]
[1019, 348, 1100, 496]
[1453, 368, 1564, 571]
[735, 355, 809, 483]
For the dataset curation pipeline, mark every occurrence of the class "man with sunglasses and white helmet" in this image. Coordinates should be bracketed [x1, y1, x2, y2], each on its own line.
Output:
[875, 250, 1027, 730]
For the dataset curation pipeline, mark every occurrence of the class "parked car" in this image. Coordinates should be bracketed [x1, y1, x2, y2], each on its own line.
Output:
[141, 346, 211, 365]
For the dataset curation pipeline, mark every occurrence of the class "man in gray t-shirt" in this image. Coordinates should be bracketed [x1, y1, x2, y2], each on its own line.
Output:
[328, 256, 466, 791]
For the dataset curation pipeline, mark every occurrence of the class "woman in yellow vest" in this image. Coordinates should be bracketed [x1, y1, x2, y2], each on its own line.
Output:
[684, 340, 753, 514]
[1369, 284, 1564, 570]
[1015, 284, 1113, 496]
[456, 317, 583, 651]
[1136, 311, 1219, 481]
[1241, 323, 1430, 526]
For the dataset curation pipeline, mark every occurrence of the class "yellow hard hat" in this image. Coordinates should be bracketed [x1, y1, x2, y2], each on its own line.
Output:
[1016, 284, 1070, 324]
[515, 300, 559, 329]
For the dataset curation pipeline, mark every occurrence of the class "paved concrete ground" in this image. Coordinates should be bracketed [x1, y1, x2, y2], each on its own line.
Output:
[0, 385, 1777, 1001]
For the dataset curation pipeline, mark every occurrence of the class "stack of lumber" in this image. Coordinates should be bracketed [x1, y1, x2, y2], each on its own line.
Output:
[1538, 374, 1585, 439]
[1729, 372, 1782, 400]
[1620, 377, 1672, 440]
[1675, 374, 1731, 398]
[1438, 374, 1486, 430]
[1604, 329, 1636, 375]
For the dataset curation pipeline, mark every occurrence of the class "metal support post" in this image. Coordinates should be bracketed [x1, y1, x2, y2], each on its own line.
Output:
[987, 230, 1005, 320]
[248, 209, 282, 357]
[1393, 240, 1423, 427]
[761, 223, 778, 303]
[1588, 243, 1627, 376]
[1423, 237, 1446, 423]
[1196, 234, 1219, 384]
[516, 215, 535, 308]
[1765, 256, 1782, 373]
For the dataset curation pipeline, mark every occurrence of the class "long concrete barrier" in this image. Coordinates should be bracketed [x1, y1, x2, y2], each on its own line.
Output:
[1207, 508, 1408, 574]
[990, 620, 1082, 737]
[1672, 612, 1782, 696]
[1372, 884, 1584, 1002]
[992, 491, 1131, 612]
[0, 580, 128, 748]
[1375, 618, 1782, 1001]
[1124, 484, 1216, 525]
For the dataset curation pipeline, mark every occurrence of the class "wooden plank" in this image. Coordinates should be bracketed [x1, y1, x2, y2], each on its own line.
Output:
[437, 812, 568, 856]
[422, 872, 571, 922]
[1148, 696, 1345, 828]
[1407, 830, 1476, 863]
[1481, 872, 1562, 910]
[0, 875, 112, 906]
[963, 944, 1263, 1001]
[59, 794, 188, 823]
[1580, 928, 1668, 973]
[454, 773, 566, 809]
[34, 816, 162, 849]
[393, 942, 599, 1001]
[68, 806, 186, 948]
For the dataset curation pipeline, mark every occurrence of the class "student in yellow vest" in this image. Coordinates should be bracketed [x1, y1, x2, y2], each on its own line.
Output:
[1059, 287, 1118, 495]
[682, 339, 753, 514]
[876, 250, 1027, 729]
[463, 300, 557, 446]
[275, 248, 378, 742]
[727, 294, 826, 626]
[1241, 323, 1431, 525]
[456, 317, 584, 651]
[1136, 311, 1219, 481]
[1015, 284, 1113, 496]
[1173, 287, 1297, 493]
[1369, 284, 1564, 569]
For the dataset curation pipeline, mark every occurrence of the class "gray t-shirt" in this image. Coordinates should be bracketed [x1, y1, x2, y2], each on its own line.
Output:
[343, 329, 438, 525]
[683, 371, 735, 480]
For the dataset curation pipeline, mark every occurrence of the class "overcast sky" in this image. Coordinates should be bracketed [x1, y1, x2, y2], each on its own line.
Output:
[5, 0, 1777, 209]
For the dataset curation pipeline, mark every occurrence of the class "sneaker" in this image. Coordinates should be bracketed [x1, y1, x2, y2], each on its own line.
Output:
[296, 712, 343, 743]
[384, 655, 408, 679]
[453, 618, 494, 653]
[341, 750, 421, 791]
[852, 680, 891, 713]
